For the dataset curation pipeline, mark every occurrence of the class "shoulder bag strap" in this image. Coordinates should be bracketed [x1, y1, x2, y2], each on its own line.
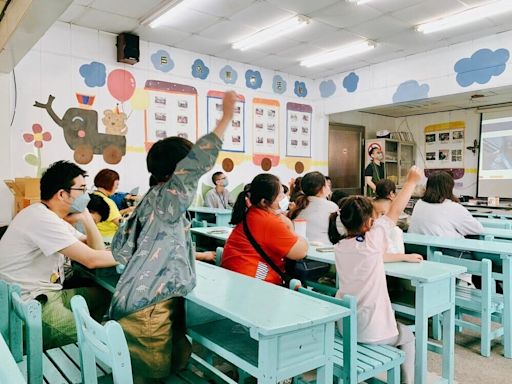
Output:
[242, 214, 289, 284]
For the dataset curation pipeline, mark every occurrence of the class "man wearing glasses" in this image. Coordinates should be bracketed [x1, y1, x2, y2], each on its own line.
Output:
[204, 171, 233, 209]
[0, 160, 117, 350]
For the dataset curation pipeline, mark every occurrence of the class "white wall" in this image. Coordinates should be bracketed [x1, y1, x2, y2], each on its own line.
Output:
[0, 73, 13, 224]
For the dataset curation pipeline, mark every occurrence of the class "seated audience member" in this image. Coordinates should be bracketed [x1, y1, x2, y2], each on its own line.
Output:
[325, 175, 333, 198]
[289, 177, 303, 203]
[288, 171, 338, 245]
[87, 193, 110, 224]
[221, 174, 308, 285]
[93, 169, 135, 238]
[330, 189, 349, 204]
[0, 161, 116, 349]
[108, 91, 236, 383]
[373, 179, 396, 217]
[408, 171, 484, 288]
[279, 184, 290, 212]
[204, 171, 233, 209]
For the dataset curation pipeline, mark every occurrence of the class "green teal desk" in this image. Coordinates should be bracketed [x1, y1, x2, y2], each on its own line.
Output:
[0, 332, 26, 383]
[403, 232, 512, 359]
[188, 206, 232, 227]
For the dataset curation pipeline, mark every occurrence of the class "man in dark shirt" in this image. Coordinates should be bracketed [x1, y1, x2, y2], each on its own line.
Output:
[365, 146, 385, 196]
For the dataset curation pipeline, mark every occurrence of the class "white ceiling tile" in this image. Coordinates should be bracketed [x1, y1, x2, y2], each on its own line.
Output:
[155, 7, 220, 33]
[287, 21, 339, 43]
[365, 0, 423, 14]
[173, 35, 229, 55]
[75, 8, 139, 33]
[133, 25, 191, 46]
[229, 2, 294, 29]
[250, 54, 297, 71]
[391, 0, 465, 25]
[309, 1, 382, 29]
[184, 0, 256, 18]
[309, 29, 366, 50]
[89, 0, 162, 19]
[215, 47, 267, 65]
[347, 15, 411, 40]
[258, 38, 303, 56]
[198, 20, 257, 44]
[58, 4, 89, 23]
[278, 43, 324, 60]
[265, 0, 339, 15]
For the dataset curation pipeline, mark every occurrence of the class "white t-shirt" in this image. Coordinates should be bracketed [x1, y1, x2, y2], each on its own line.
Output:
[0, 203, 82, 299]
[334, 216, 398, 343]
[409, 199, 484, 238]
[297, 196, 339, 245]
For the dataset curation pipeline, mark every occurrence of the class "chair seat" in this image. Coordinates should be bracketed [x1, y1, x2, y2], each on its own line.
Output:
[456, 286, 504, 313]
[17, 343, 111, 384]
[333, 336, 405, 382]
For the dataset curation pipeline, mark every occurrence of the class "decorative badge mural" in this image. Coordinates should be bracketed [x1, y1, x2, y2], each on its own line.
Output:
[272, 75, 287, 94]
[151, 49, 175, 73]
[245, 69, 262, 89]
[34, 95, 126, 165]
[342, 72, 359, 93]
[294, 81, 307, 97]
[454, 48, 510, 87]
[392, 80, 430, 103]
[219, 65, 238, 84]
[319, 79, 336, 98]
[191, 59, 209, 80]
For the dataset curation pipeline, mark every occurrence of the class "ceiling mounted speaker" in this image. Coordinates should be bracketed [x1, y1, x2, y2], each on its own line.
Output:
[116, 33, 139, 65]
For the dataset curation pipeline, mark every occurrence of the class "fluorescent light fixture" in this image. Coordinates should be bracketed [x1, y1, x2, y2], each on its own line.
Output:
[232, 15, 310, 51]
[300, 41, 375, 67]
[416, 0, 512, 34]
[141, 0, 186, 29]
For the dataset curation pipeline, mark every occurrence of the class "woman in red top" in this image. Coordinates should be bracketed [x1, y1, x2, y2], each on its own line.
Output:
[221, 174, 308, 285]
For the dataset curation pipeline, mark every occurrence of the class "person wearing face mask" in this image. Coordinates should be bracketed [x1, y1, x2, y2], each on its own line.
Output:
[204, 171, 233, 209]
[365, 145, 386, 197]
[221, 174, 308, 285]
[0, 161, 117, 350]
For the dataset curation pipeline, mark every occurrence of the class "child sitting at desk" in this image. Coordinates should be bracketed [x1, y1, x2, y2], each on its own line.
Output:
[328, 166, 423, 384]
[108, 91, 236, 384]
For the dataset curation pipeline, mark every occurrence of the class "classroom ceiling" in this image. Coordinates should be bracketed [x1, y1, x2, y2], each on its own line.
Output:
[58, 0, 512, 79]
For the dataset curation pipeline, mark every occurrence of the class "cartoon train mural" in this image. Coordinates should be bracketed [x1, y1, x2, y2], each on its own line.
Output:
[34, 95, 126, 164]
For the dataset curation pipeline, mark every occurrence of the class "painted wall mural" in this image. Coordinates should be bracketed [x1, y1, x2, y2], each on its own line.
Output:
[207, 90, 245, 153]
[219, 65, 238, 84]
[79, 61, 106, 87]
[191, 59, 209, 80]
[392, 80, 430, 103]
[342, 72, 359, 93]
[245, 69, 262, 90]
[272, 75, 287, 94]
[294, 81, 307, 98]
[151, 49, 175, 73]
[454, 48, 510, 87]
[252, 97, 280, 169]
[33, 95, 127, 164]
[23, 123, 52, 177]
[319, 79, 336, 98]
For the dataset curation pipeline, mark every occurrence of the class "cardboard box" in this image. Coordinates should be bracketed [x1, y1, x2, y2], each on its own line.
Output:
[4, 178, 41, 215]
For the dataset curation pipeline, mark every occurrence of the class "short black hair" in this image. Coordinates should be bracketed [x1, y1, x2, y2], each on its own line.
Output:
[375, 179, 396, 200]
[330, 189, 348, 204]
[40, 161, 87, 200]
[212, 171, 224, 184]
[147, 137, 193, 182]
[368, 146, 379, 156]
[87, 193, 110, 222]
[282, 184, 289, 194]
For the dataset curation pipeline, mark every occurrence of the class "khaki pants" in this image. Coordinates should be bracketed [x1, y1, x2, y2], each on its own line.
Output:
[118, 298, 192, 381]
[38, 286, 111, 350]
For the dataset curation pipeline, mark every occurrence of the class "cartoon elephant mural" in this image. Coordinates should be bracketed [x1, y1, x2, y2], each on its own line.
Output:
[34, 95, 126, 164]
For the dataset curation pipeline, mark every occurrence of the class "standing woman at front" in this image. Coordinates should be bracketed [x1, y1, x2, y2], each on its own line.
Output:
[365, 145, 385, 196]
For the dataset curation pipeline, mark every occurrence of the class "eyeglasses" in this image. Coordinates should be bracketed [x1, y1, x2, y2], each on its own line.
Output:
[69, 186, 87, 193]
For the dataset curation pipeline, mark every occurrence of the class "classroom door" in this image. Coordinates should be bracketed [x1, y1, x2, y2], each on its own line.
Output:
[328, 123, 364, 195]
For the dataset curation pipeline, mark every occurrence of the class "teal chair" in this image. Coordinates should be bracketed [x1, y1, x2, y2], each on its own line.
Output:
[430, 251, 504, 357]
[290, 279, 404, 384]
[0, 280, 112, 383]
[71, 295, 133, 384]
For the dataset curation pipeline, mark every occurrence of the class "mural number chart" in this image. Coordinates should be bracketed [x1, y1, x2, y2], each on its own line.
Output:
[424, 121, 465, 179]
[252, 98, 280, 166]
[286, 102, 312, 158]
[207, 91, 245, 152]
[143, 80, 198, 150]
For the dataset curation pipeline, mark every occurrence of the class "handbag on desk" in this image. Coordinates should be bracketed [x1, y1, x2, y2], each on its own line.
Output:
[242, 216, 330, 285]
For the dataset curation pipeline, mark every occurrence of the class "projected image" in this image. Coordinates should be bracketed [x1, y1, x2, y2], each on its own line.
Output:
[481, 135, 512, 170]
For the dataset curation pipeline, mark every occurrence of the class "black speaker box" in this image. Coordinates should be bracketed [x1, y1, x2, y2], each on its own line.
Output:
[117, 33, 139, 65]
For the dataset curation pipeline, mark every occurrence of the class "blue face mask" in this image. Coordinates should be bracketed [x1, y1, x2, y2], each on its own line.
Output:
[223, 178, 229, 188]
[69, 192, 90, 214]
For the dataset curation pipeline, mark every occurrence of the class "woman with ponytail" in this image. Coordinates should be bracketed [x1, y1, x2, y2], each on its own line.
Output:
[288, 171, 338, 245]
[221, 174, 308, 285]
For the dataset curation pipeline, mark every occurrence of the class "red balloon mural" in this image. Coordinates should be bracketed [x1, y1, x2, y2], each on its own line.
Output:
[107, 69, 136, 102]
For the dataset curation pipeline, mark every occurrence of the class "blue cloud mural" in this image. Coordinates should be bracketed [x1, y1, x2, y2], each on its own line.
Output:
[245, 69, 262, 89]
[219, 65, 238, 84]
[342, 72, 359, 93]
[294, 81, 308, 98]
[319, 79, 336, 98]
[151, 49, 174, 72]
[79, 61, 106, 87]
[272, 75, 287, 94]
[392, 80, 430, 103]
[454, 48, 510, 87]
[191, 59, 209, 80]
